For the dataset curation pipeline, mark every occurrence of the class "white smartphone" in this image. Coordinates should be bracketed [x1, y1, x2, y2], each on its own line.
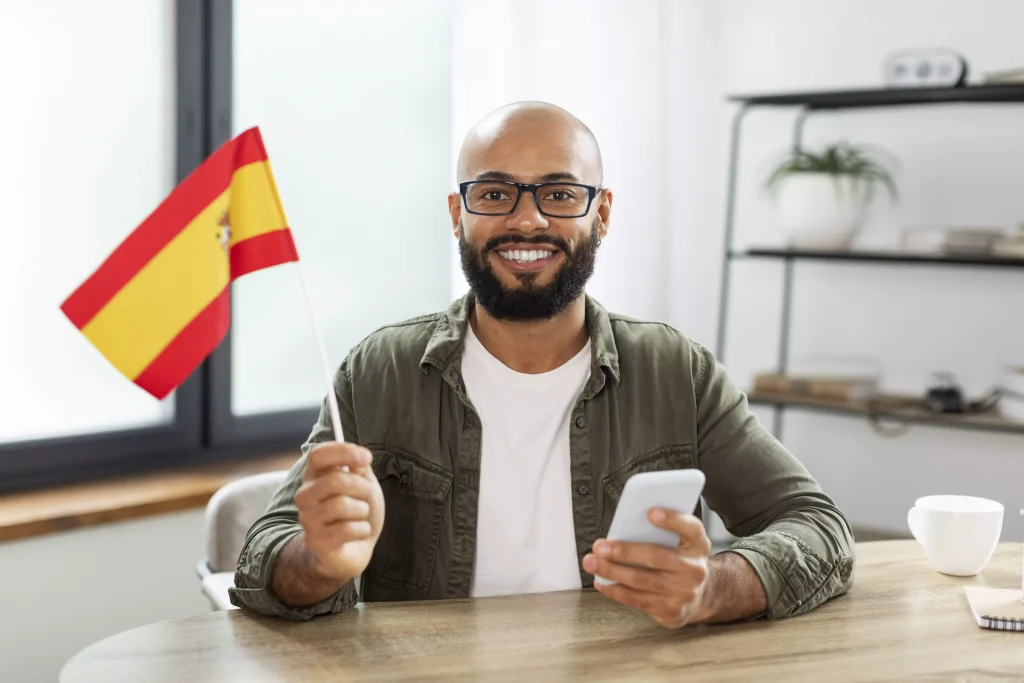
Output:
[594, 468, 706, 586]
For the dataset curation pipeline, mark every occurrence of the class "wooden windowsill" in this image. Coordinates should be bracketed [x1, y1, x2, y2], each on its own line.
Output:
[0, 452, 297, 543]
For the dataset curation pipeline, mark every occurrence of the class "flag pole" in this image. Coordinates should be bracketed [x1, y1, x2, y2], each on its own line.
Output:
[294, 261, 345, 442]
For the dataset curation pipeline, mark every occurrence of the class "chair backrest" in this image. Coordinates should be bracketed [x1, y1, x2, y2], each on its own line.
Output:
[204, 470, 290, 573]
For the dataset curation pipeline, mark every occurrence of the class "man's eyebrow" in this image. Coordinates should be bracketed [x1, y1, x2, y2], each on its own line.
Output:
[473, 170, 516, 182]
[537, 172, 582, 183]
[471, 171, 585, 183]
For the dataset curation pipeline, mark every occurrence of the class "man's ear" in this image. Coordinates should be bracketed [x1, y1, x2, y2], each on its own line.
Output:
[448, 192, 462, 238]
[596, 188, 613, 240]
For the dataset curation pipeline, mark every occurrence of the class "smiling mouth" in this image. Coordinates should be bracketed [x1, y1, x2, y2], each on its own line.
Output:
[494, 248, 558, 265]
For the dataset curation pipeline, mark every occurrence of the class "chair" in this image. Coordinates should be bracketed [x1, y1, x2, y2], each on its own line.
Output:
[196, 469, 289, 610]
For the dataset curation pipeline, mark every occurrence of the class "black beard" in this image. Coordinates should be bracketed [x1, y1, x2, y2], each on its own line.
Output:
[458, 219, 600, 321]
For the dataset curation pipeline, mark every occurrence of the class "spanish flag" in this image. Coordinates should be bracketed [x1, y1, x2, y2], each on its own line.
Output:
[61, 127, 298, 399]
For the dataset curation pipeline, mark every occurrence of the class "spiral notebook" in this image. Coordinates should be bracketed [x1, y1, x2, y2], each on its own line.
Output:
[964, 586, 1024, 631]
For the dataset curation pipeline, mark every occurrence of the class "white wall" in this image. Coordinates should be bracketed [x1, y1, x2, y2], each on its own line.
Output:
[0, 511, 210, 683]
[667, 0, 1024, 539]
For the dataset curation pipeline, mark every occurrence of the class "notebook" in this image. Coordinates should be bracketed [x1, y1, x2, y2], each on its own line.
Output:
[964, 586, 1024, 631]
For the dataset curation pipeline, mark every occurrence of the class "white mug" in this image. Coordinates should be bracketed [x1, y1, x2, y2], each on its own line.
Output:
[907, 495, 1003, 576]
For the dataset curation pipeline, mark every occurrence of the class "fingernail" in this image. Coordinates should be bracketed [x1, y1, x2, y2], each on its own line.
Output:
[596, 542, 611, 557]
[583, 555, 597, 572]
[356, 449, 372, 465]
[651, 509, 666, 523]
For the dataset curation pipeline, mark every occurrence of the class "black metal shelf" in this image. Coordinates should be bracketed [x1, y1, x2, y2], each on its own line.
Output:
[734, 247, 1024, 269]
[728, 84, 1024, 110]
[715, 82, 1024, 440]
[747, 391, 1024, 437]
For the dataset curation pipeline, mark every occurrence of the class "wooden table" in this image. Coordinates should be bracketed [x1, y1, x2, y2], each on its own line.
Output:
[60, 541, 1024, 682]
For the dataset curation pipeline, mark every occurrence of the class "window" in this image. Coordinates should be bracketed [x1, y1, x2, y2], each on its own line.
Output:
[211, 0, 456, 443]
[0, 1, 179, 443]
[0, 0, 458, 492]
[0, 1, 208, 492]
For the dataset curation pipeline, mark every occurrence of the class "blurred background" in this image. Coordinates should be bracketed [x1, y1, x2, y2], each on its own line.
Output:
[2, 1, 1024, 681]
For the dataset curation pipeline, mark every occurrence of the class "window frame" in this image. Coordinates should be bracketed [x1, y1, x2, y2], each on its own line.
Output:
[0, 0, 297, 494]
[204, 0, 321, 449]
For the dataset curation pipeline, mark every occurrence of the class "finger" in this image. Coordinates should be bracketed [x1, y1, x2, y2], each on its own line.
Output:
[295, 470, 375, 508]
[582, 554, 673, 594]
[595, 579, 698, 628]
[592, 539, 681, 572]
[305, 520, 373, 552]
[301, 495, 372, 528]
[304, 443, 373, 481]
[594, 581, 684, 624]
[649, 510, 712, 555]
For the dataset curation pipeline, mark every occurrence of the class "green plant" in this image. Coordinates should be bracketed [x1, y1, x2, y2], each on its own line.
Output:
[763, 142, 899, 203]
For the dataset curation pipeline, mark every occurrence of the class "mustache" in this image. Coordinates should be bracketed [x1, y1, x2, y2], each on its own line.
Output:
[483, 233, 570, 253]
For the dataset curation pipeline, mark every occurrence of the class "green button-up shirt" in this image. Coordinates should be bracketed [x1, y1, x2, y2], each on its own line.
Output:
[230, 294, 855, 620]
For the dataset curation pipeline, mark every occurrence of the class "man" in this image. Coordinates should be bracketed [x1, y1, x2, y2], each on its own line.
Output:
[230, 102, 855, 628]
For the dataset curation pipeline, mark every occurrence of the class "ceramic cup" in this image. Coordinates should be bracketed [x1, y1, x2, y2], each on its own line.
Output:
[907, 495, 1003, 576]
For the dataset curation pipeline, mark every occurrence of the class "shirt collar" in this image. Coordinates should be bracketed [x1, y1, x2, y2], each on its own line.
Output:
[419, 292, 620, 385]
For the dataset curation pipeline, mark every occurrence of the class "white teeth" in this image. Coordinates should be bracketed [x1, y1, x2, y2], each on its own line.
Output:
[498, 249, 553, 263]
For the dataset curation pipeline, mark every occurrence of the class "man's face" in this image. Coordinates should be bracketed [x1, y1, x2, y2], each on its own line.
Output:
[449, 115, 611, 321]
[457, 216, 601, 321]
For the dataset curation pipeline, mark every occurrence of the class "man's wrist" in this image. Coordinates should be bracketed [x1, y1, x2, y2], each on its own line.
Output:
[694, 551, 768, 624]
[694, 553, 726, 623]
[271, 532, 353, 606]
[296, 533, 356, 584]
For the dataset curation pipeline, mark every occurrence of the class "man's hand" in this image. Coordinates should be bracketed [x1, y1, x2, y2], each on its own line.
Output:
[583, 509, 713, 629]
[293, 442, 385, 581]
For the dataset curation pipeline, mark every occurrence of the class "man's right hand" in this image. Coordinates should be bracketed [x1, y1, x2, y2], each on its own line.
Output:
[293, 442, 385, 582]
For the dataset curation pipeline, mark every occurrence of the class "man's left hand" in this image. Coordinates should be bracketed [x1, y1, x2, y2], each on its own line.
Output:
[582, 508, 712, 629]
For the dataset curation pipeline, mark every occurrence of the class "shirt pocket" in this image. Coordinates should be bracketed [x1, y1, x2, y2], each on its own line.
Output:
[365, 444, 453, 599]
[601, 444, 696, 506]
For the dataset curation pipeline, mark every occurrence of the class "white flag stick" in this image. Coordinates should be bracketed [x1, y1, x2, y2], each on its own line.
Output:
[295, 261, 345, 442]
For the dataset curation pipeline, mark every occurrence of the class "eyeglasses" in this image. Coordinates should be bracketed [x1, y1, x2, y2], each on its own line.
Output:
[459, 180, 600, 218]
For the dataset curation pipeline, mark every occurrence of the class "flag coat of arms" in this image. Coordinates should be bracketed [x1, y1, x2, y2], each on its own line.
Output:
[61, 127, 298, 399]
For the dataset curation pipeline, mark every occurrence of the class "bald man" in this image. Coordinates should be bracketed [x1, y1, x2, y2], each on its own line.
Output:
[231, 102, 855, 629]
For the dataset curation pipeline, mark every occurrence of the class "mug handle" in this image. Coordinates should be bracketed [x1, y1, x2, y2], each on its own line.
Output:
[907, 506, 921, 541]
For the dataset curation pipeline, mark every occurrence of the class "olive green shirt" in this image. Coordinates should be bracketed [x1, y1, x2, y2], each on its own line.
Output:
[229, 294, 855, 620]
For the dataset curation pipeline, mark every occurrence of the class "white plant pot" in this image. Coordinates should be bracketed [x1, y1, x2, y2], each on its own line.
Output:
[775, 173, 870, 250]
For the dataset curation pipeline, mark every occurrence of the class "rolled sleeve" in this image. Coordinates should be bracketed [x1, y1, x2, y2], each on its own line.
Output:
[228, 525, 359, 620]
[692, 343, 856, 619]
[726, 530, 854, 619]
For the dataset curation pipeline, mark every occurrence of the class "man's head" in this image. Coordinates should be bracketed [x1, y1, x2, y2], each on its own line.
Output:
[448, 101, 612, 321]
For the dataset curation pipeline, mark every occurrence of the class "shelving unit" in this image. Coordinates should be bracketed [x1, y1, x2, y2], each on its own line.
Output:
[738, 247, 1024, 269]
[746, 391, 1024, 437]
[715, 83, 1024, 439]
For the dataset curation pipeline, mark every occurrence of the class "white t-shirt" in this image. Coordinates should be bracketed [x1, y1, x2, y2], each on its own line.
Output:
[462, 322, 591, 598]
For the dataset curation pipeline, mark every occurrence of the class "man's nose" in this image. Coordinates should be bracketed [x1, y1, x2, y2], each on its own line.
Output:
[506, 190, 550, 232]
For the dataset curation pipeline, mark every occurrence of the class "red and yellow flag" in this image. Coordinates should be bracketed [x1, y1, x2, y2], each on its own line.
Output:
[61, 126, 298, 399]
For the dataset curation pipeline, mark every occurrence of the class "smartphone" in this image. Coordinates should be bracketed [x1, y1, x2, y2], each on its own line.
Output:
[594, 468, 706, 586]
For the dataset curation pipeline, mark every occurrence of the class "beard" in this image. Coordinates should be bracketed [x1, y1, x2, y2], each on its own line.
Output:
[458, 218, 601, 321]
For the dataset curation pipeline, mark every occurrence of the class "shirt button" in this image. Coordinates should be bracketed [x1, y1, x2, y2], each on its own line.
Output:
[575, 414, 588, 428]
[400, 473, 410, 484]
[578, 484, 591, 495]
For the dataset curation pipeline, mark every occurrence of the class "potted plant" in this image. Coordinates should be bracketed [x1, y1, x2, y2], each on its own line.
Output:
[763, 142, 898, 249]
